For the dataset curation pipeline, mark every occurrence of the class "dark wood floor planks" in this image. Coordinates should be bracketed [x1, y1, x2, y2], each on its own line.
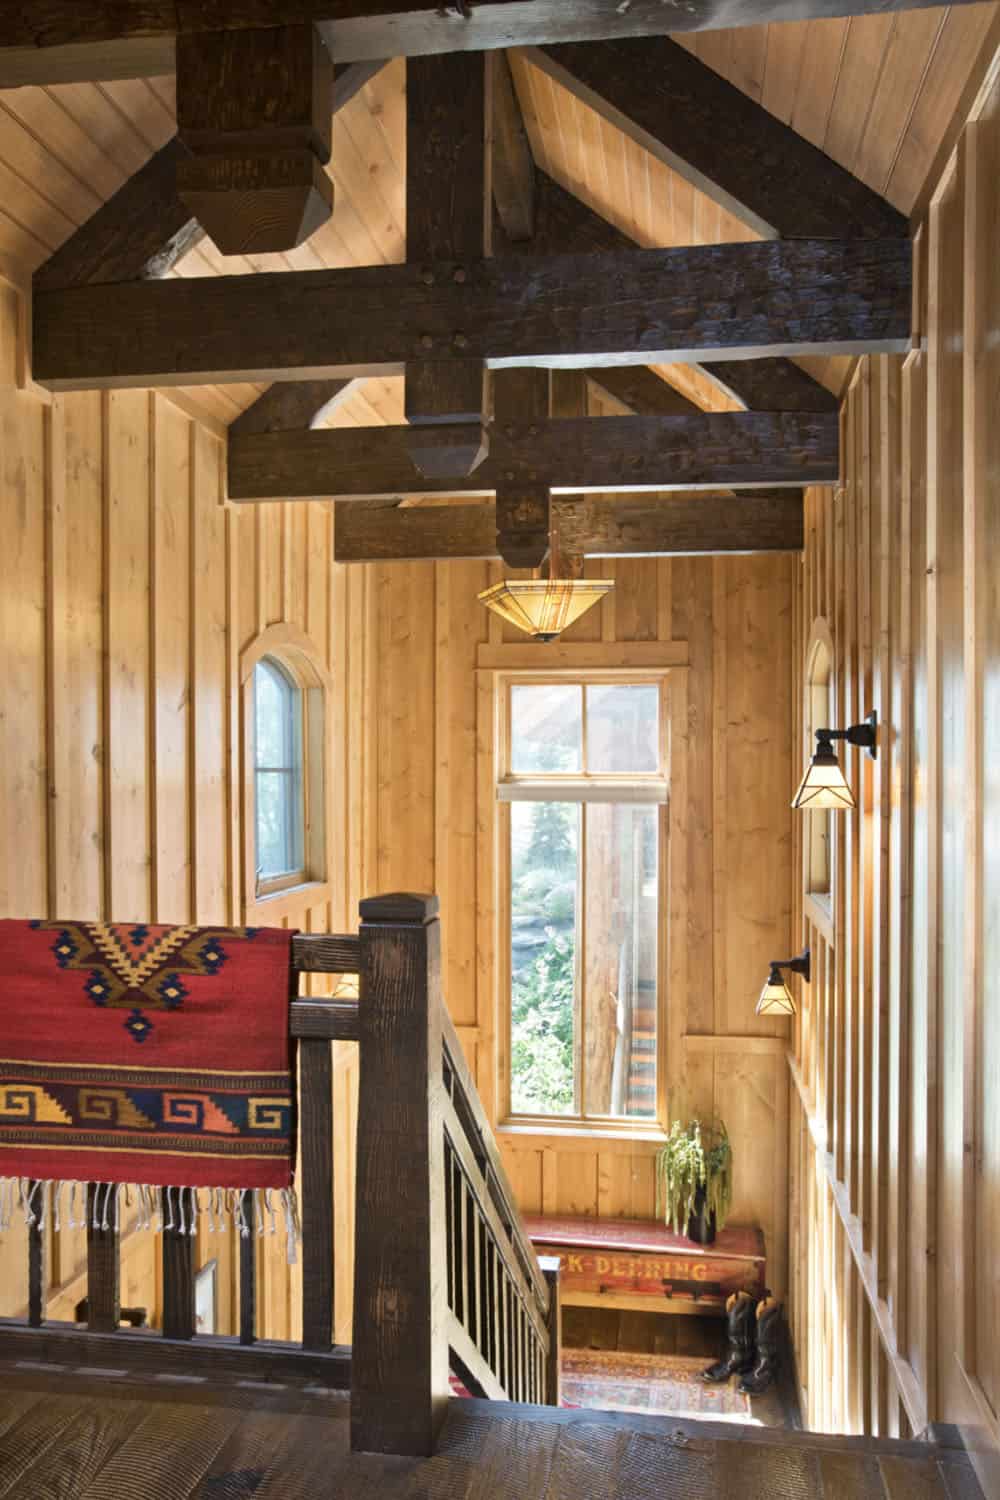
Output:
[0, 1369, 984, 1500]
[0, 1395, 88, 1498]
[4, 1401, 157, 1500]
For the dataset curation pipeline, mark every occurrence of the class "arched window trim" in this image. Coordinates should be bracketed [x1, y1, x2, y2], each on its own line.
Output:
[240, 625, 330, 916]
[803, 617, 836, 941]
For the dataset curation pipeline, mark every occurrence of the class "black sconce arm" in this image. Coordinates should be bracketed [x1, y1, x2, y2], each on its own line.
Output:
[814, 711, 878, 760]
[769, 949, 811, 984]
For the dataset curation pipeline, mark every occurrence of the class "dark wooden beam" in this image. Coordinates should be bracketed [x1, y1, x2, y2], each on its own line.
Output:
[526, 40, 907, 240]
[333, 491, 804, 561]
[498, 171, 839, 415]
[230, 378, 359, 436]
[229, 410, 839, 501]
[696, 358, 839, 414]
[176, 23, 334, 255]
[583, 365, 831, 501]
[34, 238, 911, 391]
[586, 365, 695, 419]
[1, 0, 991, 86]
[493, 368, 550, 567]
[405, 51, 491, 477]
[34, 139, 202, 291]
[34, 61, 386, 293]
[490, 51, 534, 243]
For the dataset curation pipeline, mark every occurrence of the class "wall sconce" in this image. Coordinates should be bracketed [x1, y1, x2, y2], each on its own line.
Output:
[756, 949, 810, 1016]
[792, 712, 878, 811]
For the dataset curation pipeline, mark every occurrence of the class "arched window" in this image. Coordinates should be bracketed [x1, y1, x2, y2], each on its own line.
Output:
[803, 622, 835, 913]
[241, 626, 330, 909]
[254, 656, 305, 885]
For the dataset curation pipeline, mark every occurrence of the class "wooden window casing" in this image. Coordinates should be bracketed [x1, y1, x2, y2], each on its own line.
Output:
[495, 671, 671, 1136]
[240, 625, 331, 920]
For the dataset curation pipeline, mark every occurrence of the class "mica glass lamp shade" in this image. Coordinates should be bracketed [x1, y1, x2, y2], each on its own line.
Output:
[756, 967, 797, 1017]
[478, 577, 614, 641]
[792, 746, 856, 811]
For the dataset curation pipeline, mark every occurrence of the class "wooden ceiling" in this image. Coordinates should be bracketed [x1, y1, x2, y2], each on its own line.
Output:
[509, 3, 998, 395]
[0, 5, 995, 427]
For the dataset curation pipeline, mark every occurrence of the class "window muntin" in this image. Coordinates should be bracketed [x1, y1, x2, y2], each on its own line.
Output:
[254, 656, 305, 885]
[502, 678, 666, 1127]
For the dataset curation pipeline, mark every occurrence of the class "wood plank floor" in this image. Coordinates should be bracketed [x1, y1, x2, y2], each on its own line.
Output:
[0, 1367, 983, 1499]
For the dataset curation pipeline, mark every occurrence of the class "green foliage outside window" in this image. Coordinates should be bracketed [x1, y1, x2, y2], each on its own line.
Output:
[510, 796, 577, 1115]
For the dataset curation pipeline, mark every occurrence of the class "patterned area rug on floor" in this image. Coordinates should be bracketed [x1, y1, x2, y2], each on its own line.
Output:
[560, 1349, 752, 1421]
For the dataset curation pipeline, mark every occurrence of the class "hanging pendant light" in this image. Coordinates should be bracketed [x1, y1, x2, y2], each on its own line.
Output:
[755, 950, 810, 1016]
[792, 713, 877, 811]
[479, 531, 613, 642]
[478, 575, 614, 641]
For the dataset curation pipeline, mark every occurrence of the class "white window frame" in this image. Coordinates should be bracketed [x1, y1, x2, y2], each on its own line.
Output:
[496, 670, 671, 1135]
[253, 656, 306, 891]
[240, 625, 330, 917]
[802, 619, 836, 941]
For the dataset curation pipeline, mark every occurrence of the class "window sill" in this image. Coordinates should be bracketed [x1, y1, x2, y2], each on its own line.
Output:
[246, 879, 331, 924]
[498, 1119, 668, 1147]
[804, 891, 835, 946]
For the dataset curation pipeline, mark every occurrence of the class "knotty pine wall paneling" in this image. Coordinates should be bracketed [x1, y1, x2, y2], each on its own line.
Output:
[786, 55, 1000, 1496]
[365, 529, 795, 1297]
[0, 272, 366, 1346]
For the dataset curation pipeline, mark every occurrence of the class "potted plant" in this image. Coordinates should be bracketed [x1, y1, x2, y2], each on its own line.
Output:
[655, 1117, 733, 1245]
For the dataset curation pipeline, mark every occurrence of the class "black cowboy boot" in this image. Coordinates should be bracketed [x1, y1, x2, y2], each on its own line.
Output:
[739, 1296, 783, 1394]
[700, 1290, 757, 1383]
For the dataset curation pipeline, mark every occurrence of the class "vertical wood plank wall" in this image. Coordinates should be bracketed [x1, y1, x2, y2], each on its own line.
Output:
[0, 278, 365, 1345]
[787, 60, 1000, 1485]
[367, 544, 795, 1296]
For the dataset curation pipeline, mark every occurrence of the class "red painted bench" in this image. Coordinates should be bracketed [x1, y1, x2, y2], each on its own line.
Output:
[524, 1216, 766, 1318]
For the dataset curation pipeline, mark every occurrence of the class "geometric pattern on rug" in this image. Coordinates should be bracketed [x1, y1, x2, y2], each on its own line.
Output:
[561, 1348, 752, 1422]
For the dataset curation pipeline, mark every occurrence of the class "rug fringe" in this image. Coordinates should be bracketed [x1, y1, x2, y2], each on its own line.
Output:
[0, 1177, 301, 1264]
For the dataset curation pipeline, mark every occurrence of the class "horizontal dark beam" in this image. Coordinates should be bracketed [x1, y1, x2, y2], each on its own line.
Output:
[528, 40, 905, 240]
[1, 0, 989, 85]
[34, 239, 911, 391]
[497, 172, 839, 414]
[229, 411, 839, 500]
[334, 491, 804, 560]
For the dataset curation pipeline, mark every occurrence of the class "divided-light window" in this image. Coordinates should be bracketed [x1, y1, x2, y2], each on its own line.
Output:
[500, 679, 667, 1127]
[254, 656, 305, 891]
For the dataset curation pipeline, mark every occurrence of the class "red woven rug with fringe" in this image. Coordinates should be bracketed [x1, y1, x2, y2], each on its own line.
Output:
[0, 920, 297, 1243]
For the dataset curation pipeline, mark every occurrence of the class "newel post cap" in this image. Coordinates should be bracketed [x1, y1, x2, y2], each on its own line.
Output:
[359, 892, 440, 925]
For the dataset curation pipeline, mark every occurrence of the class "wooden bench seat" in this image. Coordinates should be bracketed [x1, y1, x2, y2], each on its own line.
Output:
[524, 1216, 766, 1318]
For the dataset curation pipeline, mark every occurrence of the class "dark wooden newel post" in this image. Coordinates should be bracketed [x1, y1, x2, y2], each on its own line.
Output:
[351, 893, 450, 1456]
[405, 54, 491, 480]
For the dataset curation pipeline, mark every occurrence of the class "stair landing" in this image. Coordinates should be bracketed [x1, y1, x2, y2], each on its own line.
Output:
[0, 1365, 984, 1498]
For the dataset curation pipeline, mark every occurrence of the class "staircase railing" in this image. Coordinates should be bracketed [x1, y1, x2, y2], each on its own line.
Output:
[350, 892, 560, 1455]
[0, 929, 359, 1385]
[0, 895, 559, 1459]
